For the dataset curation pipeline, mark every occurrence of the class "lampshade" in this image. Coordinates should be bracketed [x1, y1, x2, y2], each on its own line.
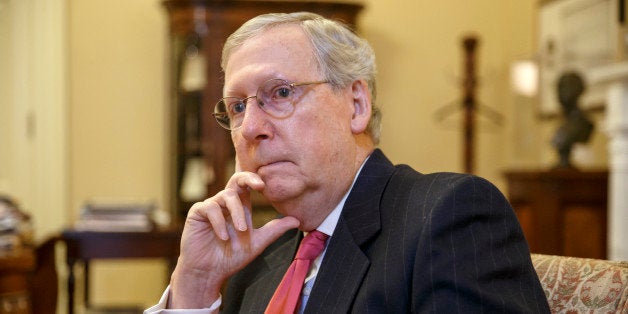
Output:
[180, 46, 207, 92]
[510, 60, 539, 97]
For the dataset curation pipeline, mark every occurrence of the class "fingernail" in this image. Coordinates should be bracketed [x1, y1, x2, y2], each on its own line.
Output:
[238, 222, 247, 232]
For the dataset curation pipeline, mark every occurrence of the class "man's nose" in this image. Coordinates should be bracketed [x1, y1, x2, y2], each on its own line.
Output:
[239, 99, 271, 141]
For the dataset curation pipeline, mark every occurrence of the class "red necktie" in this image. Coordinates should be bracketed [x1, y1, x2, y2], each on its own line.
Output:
[265, 230, 329, 314]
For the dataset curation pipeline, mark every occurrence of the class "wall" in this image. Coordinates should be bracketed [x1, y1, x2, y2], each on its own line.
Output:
[363, 0, 539, 187]
[0, 0, 69, 241]
[64, 0, 607, 309]
[68, 0, 168, 222]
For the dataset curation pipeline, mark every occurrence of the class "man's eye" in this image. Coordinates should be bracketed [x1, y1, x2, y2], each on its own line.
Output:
[231, 102, 246, 114]
[274, 86, 291, 99]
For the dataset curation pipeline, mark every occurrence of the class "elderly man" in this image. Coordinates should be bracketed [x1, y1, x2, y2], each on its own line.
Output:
[147, 12, 549, 313]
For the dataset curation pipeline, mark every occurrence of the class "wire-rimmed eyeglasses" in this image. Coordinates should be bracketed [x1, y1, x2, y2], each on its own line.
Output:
[212, 78, 329, 130]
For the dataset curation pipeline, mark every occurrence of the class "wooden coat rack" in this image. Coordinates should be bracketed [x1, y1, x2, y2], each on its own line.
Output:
[462, 36, 478, 174]
[434, 34, 503, 174]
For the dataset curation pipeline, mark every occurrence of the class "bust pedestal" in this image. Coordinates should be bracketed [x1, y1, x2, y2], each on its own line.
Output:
[588, 62, 628, 260]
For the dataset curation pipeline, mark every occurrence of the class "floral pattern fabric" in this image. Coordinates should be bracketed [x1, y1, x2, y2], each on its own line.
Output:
[531, 253, 628, 313]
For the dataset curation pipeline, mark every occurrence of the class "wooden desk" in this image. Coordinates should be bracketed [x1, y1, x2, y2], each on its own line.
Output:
[62, 228, 181, 314]
[504, 170, 608, 259]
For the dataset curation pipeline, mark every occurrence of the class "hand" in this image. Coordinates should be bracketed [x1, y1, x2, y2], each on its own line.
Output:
[169, 171, 300, 309]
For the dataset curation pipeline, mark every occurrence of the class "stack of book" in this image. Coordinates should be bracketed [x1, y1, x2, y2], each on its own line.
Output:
[0, 210, 23, 251]
[0, 196, 33, 252]
[75, 200, 155, 232]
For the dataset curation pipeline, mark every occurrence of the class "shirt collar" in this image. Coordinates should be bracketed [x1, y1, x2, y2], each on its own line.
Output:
[315, 155, 370, 237]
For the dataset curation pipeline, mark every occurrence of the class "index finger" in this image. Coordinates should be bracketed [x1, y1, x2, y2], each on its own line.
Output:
[227, 171, 265, 193]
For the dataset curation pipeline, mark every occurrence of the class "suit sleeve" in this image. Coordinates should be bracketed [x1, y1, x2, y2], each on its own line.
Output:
[410, 174, 549, 313]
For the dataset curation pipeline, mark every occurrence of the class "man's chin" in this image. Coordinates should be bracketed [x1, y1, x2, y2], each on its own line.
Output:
[261, 179, 303, 204]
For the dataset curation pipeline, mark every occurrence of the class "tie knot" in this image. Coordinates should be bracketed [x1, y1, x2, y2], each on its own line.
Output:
[295, 230, 328, 261]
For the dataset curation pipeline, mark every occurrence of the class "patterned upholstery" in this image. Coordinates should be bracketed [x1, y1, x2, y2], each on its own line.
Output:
[531, 253, 628, 313]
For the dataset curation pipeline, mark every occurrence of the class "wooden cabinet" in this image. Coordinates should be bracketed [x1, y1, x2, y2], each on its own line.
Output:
[161, 0, 363, 221]
[504, 170, 608, 259]
[0, 249, 35, 314]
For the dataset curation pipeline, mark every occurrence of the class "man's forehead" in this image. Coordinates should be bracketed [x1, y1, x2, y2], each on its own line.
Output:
[248, 23, 306, 42]
[230, 24, 312, 61]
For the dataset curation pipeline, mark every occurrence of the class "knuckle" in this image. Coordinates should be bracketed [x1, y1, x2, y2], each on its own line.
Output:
[222, 187, 239, 199]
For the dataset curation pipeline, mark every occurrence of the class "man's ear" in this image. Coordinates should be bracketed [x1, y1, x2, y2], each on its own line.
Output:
[350, 79, 372, 134]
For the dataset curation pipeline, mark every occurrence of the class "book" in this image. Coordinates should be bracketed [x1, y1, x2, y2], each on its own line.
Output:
[75, 199, 156, 232]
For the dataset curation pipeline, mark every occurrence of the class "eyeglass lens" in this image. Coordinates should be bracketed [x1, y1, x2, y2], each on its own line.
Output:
[214, 79, 295, 130]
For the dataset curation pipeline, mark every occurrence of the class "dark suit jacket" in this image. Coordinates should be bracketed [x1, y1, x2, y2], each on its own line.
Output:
[223, 149, 549, 313]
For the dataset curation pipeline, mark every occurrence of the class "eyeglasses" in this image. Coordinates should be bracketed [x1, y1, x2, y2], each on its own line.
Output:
[213, 78, 328, 130]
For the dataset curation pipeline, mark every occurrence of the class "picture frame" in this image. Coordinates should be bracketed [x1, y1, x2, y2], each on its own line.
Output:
[538, 0, 621, 117]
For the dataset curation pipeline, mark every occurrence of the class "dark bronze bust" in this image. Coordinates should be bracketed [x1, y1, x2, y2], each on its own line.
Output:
[551, 72, 594, 169]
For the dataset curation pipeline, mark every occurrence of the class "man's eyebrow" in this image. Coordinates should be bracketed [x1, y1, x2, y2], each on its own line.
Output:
[222, 85, 245, 97]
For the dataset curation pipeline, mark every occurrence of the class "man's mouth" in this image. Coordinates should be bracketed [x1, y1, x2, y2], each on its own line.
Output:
[257, 160, 290, 173]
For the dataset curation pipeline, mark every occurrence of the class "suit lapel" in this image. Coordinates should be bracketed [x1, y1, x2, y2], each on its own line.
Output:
[304, 218, 369, 313]
[304, 149, 395, 313]
[238, 230, 302, 312]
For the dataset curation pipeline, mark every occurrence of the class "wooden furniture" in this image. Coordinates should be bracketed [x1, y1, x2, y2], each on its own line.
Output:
[31, 237, 61, 314]
[62, 228, 181, 314]
[161, 0, 363, 222]
[0, 249, 35, 314]
[504, 170, 608, 259]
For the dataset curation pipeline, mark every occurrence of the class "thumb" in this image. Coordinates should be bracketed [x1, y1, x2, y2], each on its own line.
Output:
[253, 216, 300, 249]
